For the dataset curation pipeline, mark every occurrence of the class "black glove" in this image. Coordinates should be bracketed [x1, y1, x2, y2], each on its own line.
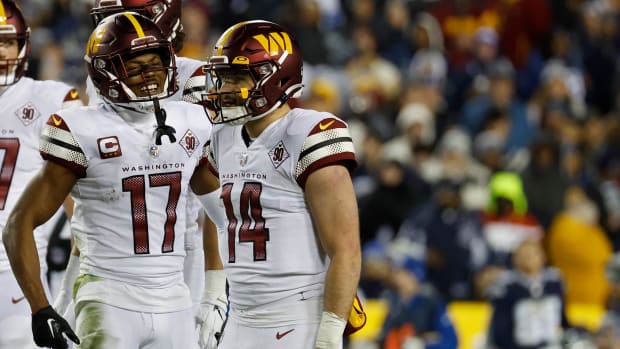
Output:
[32, 306, 80, 349]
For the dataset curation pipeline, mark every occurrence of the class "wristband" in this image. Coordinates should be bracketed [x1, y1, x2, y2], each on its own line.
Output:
[315, 311, 347, 347]
[203, 270, 226, 303]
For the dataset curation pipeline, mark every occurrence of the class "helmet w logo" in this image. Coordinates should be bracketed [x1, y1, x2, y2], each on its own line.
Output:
[0, 1, 6, 25]
[252, 32, 293, 56]
[86, 27, 106, 55]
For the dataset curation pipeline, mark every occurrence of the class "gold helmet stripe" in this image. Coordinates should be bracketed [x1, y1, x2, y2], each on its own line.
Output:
[215, 20, 252, 55]
[0, 1, 7, 25]
[123, 12, 145, 37]
[281, 32, 292, 53]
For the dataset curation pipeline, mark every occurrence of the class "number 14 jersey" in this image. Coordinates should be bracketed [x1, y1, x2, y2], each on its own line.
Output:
[207, 108, 357, 309]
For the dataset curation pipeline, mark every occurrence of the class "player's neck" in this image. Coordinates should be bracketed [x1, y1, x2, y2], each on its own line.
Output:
[244, 103, 291, 138]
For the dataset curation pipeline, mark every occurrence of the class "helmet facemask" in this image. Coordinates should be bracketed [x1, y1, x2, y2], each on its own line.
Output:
[0, 3, 30, 86]
[0, 37, 26, 85]
[203, 56, 300, 126]
[112, 47, 176, 101]
[202, 21, 305, 125]
[85, 15, 179, 104]
[203, 61, 258, 125]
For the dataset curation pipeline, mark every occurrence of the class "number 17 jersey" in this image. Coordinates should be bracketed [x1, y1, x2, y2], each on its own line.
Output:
[40, 101, 211, 311]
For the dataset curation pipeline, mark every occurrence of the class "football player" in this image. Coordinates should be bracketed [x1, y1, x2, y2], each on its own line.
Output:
[3, 12, 222, 349]
[85, 0, 205, 105]
[53, 2, 225, 347]
[200, 20, 364, 348]
[0, 0, 83, 347]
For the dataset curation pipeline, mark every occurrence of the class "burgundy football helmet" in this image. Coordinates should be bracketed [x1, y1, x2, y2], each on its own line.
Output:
[0, 0, 29, 85]
[203, 20, 304, 125]
[90, 0, 184, 51]
[84, 12, 177, 103]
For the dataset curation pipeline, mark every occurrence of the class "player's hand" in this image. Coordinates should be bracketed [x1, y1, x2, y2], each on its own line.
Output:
[196, 294, 228, 349]
[32, 306, 80, 349]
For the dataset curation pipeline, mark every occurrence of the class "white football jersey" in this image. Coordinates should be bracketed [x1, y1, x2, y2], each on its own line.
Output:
[86, 56, 207, 248]
[0, 77, 82, 273]
[39, 101, 211, 307]
[208, 108, 356, 309]
[85, 56, 204, 106]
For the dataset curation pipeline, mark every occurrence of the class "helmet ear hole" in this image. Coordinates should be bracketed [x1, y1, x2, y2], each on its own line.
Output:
[172, 31, 185, 52]
[17, 39, 26, 51]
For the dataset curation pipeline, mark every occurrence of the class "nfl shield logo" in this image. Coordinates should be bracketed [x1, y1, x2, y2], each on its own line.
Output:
[149, 144, 160, 158]
[239, 153, 249, 167]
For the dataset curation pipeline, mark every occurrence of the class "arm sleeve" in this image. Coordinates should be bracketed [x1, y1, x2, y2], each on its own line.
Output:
[39, 114, 88, 177]
[294, 117, 356, 188]
[184, 240, 205, 309]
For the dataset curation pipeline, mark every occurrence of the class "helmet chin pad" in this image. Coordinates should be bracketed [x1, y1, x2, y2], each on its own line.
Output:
[221, 106, 252, 126]
[0, 68, 17, 86]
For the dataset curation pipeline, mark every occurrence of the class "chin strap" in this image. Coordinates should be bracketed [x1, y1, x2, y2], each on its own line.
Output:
[153, 98, 176, 145]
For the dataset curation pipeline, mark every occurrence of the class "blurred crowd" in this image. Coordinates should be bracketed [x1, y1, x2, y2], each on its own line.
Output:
[21, 0, 620, 348]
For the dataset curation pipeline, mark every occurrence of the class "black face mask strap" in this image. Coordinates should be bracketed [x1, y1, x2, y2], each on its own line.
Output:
[152, 97, 176, 145]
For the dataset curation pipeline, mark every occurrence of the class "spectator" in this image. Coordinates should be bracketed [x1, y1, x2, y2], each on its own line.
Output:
[482, 172, 543, 266]
[593, 145, 620, 249]
[345, 24, 402, 122]
[530, 59, 586, 127]
[594, 253, 620, 349]
[521, 132, 571, 228]
[460, 58, 533, 152]
[487, 238, 571, 349]
[177, 0, 213, 60]
[376, 0, 413, 70]
[359, 158, 429, 246]
[546, 186, 612, 306]
[404, 49, 449, 132]
[473, 128, 507, 172]
[383, 102, 436, 166]
[286, 0, 331, 66]
[397, 180, 488, 300]
[380, 257, 459, 349]
[579, 1, 618, 114]
[415, 127, 490, 210]
[409, 12, 444, 53]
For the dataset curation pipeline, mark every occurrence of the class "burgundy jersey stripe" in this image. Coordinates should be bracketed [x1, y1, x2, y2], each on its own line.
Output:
[40, 152, 87, 178]
[296, 152, 356, 188]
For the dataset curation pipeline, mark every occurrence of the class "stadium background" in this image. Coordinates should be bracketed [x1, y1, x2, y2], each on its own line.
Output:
[20, 0, 620, 348]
